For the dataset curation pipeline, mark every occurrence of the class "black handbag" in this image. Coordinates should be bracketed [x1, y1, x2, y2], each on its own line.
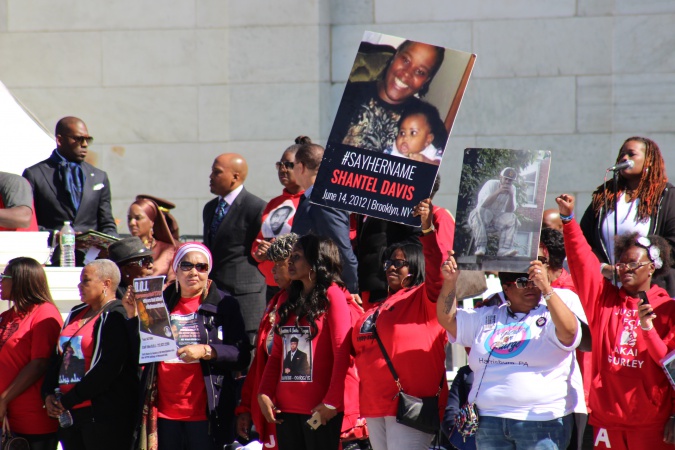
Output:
[1, 418, 29, 450]
[372, 318, 444, 434]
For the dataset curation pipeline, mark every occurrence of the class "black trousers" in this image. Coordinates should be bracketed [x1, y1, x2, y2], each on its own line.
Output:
[58, 407, 133, 450]
[276, 412, 344, 450]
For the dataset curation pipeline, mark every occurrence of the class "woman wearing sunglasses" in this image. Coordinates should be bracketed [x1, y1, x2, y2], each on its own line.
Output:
[0, 257, 62, 450]
[251, 136, 307, 302]
[437, 249, 585, 449]
[350, 198, 448, 450]
[557, 194, 675, 448]
[125, 242, 250, 450]
[258, 234, 353, 450]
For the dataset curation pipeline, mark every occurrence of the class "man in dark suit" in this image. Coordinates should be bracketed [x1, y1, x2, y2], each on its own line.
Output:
[23, 117, 118, 264]
[290, 143, 359, 296]
[203, 153, 266, 339]
[283, 337, 310, 377]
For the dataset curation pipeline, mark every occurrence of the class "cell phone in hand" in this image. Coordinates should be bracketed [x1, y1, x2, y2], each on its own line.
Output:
[638, 291, 655, 315]
[306, 411, 322, 430]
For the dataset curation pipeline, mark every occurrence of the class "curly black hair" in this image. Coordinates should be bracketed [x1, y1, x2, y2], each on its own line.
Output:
[397, 101, 449, 149]
[540, 228, 566, 270]
[266, 233, 299, 262]
[614, 232, 672, 278]
[275, 235, 345, 340]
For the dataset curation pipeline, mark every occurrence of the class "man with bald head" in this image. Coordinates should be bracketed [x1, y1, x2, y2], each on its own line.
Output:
[204, 153, 266, 338]
[542, 209, 563, 232]
[23, 116, 117, 264]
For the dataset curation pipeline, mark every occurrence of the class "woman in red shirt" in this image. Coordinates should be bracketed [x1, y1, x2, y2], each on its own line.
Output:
[0, 257, 62, 450]
[258, 234, 352, 450]
[43, 259, 138, 450]
[252, 137, 307, 301]
[127, 243, 250, 450]
[351, 199, 447, 450]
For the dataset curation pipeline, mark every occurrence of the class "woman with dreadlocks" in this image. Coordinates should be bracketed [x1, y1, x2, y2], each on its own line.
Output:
[258, 234, 352, 450]
[579, 137, 675, 295]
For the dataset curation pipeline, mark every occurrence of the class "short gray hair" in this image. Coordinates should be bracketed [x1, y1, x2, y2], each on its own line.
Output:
[87, 259, 121, 292]
[267, 233, 299, 262]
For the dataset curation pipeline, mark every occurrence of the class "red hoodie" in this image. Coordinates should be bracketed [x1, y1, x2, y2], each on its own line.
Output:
[564, 219, 675, 431]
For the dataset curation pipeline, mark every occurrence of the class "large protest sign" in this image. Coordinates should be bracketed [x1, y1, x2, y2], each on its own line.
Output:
[454, 148, 551, 272]
[134, 276, 177, 364]
[312, 31, 476, 226]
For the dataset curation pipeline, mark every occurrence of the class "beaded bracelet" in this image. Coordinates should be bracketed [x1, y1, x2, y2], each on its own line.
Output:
[560, 212, 574, 222]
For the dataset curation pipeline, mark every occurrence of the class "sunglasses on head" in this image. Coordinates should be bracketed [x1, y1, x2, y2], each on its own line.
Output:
[64, 135, 94, 145]
[383, 259, 409, 270]
[506, 277, 536, 289]
[179, 261, 209, 273]
[275, 161, 294, 170]
[127, 256, 153, 268]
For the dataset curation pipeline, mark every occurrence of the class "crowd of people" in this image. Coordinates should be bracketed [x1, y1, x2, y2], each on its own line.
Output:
[0, 109, 674, 450]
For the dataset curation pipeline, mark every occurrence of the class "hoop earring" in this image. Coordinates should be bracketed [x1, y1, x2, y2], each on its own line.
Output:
[308, 270, 313, 283]
[103, 288, 107, 298]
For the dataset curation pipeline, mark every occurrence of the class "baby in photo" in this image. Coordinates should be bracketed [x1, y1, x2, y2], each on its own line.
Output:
[385, 102, 447, 165]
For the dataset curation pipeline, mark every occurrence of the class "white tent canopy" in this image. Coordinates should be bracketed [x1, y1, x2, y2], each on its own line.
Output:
[0, 81, 54, 175]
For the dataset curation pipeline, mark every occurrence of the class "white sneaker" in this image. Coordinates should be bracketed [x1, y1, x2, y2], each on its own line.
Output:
[475, 246, 486, 256]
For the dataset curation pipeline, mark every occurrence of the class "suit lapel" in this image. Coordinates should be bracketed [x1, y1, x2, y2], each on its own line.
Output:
[38, 158, 60, 200]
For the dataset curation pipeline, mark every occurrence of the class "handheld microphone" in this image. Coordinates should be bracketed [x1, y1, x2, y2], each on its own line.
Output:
[607, 160, 634, 172]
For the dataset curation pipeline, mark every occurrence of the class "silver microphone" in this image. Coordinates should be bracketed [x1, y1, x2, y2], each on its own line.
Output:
[607, 160, 634, 172]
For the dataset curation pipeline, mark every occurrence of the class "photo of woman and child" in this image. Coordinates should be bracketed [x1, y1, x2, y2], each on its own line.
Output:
[328, 32, 473, 167]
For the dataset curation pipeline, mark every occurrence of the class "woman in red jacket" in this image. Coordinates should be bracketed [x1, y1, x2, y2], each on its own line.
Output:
[258, 235, 352, 450]
[252, 137, 307, 301]
[557, 193, 675, 449]
[351, 199, 447, 450]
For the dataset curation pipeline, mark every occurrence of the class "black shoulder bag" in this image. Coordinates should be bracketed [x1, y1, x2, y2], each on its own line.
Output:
[372, 317, 443, 434]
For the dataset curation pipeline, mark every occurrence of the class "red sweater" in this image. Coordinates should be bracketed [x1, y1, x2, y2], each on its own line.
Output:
[352, 231, 448, 418]
[564, 219, 675, 430]
[251, 189, 304, 286]
[259, 284, 352, 414]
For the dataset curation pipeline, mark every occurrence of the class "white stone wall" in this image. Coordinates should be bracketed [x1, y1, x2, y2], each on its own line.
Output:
[1, 0, 674, 235]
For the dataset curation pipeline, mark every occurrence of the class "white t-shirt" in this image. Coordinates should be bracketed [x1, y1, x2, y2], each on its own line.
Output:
[602, 197, 651, 264]
[452, 289, 586, 420]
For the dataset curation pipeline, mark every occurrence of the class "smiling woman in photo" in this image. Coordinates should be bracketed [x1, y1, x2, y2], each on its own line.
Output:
[329, 40, 446, 153]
